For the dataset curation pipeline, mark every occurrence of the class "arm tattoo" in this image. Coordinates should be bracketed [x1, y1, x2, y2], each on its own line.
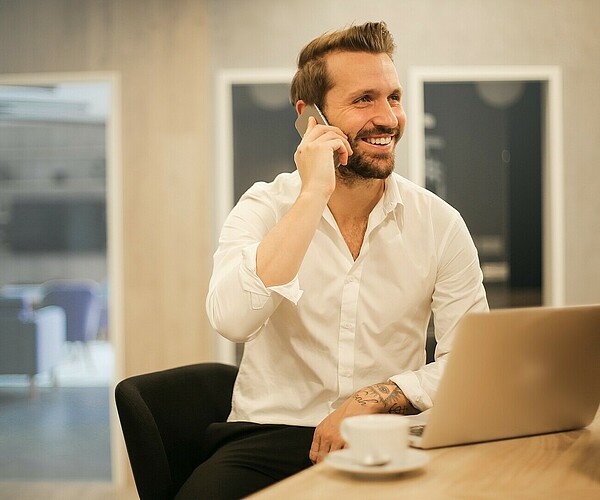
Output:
[353, 383, 418, 415]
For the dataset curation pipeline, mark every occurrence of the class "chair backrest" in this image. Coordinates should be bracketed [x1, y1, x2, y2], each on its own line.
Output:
[115, 363, 238, 500]
[41, 280, 100, 342]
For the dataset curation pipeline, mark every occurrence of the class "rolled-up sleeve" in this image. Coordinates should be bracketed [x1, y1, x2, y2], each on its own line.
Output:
[240, 244, 303, 309]
[206, 184, 303, 343]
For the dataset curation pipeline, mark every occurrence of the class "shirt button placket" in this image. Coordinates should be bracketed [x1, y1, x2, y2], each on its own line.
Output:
[337, 270, 362, 399]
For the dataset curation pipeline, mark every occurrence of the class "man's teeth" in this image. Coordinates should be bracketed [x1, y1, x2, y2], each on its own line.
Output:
[364, 137, 392, 145]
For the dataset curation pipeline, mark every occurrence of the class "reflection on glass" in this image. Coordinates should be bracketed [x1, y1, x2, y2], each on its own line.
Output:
[0, 82, 112, 481]
[232, 83, 297, 203]
[424, 81, 542, 309]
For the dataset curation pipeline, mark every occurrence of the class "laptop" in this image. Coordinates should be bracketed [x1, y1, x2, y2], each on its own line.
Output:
[408, 304, 600, 449]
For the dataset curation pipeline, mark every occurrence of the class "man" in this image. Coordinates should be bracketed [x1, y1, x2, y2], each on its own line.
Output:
[187, 21, 488, 498]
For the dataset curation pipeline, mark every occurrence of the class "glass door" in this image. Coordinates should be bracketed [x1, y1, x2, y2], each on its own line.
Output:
[0, 81, 113, 481]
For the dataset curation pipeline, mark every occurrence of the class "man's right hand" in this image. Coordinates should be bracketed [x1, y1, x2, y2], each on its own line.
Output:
[256, 117, 351, 289]
[293, 116, 352, 200]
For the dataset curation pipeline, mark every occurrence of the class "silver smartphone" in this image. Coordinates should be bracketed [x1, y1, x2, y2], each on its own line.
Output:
[294, 104, 340, 167]
[294, 104, 330, 136]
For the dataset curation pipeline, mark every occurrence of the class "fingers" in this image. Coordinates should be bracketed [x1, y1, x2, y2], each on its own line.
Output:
[299, 118, 353, 166]
[310, 437, 332, 464]
[330, 439, 346, 452]
[295, 134, 351, 169]
[304, 116, 344, 141]
[310, 426, 347, 464]
[309, 430, 321, 464]
[304, 115, 318, 134]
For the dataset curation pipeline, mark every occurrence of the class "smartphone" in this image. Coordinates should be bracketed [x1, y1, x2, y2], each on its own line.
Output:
[294, 104, 340, 167]
[294, 104, 330, 136]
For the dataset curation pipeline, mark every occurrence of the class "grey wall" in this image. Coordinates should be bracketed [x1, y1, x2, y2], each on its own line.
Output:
[210, 0, 600, 305]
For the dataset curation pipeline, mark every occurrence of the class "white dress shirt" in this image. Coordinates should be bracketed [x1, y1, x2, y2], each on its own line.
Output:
[206, 170, 488, 427]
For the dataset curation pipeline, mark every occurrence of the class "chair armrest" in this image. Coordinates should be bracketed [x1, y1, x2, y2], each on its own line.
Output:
[115, 362, 238, 500]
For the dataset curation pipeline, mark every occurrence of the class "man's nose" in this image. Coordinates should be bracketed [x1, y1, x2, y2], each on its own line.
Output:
[372, 100, 399, 129]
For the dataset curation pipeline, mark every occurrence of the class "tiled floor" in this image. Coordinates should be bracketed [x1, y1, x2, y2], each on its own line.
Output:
[0, 386, 111, 481]
[0, 341, 113, 481]
[0, 482, 138, 500]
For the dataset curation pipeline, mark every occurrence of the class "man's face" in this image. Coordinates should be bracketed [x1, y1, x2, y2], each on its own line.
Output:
[322, 51, 406, 180]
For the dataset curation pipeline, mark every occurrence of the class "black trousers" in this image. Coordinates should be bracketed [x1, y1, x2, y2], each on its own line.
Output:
[174, 422, 315, 500]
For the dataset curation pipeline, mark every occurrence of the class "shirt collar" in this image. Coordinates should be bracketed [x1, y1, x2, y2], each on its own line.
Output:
[383, 174, 405, 229]
[383, 174, 403, 211]
[322, 173, 406, 229]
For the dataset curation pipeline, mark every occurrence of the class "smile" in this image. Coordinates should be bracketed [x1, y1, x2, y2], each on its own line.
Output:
[363, 136, 393, 146]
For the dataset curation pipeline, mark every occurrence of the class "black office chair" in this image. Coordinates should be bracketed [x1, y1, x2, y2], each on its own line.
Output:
[115, 362, 238, 500]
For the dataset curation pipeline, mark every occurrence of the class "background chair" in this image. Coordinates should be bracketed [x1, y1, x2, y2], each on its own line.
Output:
[115, 362, 238, 500]
[41, 279, 101, 344]
[0, 297, 66, 397]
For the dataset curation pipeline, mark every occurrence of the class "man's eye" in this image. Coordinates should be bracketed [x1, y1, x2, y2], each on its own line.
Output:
[356, 95, 372, 103]
[389, 94, 401, 102]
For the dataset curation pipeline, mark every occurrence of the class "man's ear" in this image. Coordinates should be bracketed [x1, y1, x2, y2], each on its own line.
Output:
[295, 100, 307, 117]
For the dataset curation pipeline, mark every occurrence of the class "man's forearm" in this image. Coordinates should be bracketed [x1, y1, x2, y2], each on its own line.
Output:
[352, 382, 419, 415]
[256, 191, 328, 288]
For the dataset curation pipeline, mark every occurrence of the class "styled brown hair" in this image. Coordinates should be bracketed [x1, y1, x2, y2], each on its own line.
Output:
[290, 21, 396, 109]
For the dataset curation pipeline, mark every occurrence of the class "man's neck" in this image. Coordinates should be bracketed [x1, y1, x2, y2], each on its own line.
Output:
[328, 177, 386, 221]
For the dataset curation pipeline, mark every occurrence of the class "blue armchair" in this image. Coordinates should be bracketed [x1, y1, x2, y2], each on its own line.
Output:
[0, 297, 66, 397]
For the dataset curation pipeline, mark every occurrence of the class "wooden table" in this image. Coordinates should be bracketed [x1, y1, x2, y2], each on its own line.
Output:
[250, 408, 600, 499]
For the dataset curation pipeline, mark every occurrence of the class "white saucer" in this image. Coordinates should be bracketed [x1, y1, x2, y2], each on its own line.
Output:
[324, 448, 430, 476]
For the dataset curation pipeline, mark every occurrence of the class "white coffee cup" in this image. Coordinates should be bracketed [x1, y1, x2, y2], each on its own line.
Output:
[340, 414, 409, 465]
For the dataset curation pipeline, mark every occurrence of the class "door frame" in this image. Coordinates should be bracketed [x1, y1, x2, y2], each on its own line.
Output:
[407, 66, 564, 306]
[0, 71, 125, 485]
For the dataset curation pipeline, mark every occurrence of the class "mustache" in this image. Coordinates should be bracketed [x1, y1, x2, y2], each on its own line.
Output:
[355, 125, 401, 140]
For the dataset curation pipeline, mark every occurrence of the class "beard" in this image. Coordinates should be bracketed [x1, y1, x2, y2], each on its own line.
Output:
[336, 126, 399, 183]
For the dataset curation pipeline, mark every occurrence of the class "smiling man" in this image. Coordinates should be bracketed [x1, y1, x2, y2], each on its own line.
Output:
[312, 51, 403, 182]
[192, 22, 488, 499]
